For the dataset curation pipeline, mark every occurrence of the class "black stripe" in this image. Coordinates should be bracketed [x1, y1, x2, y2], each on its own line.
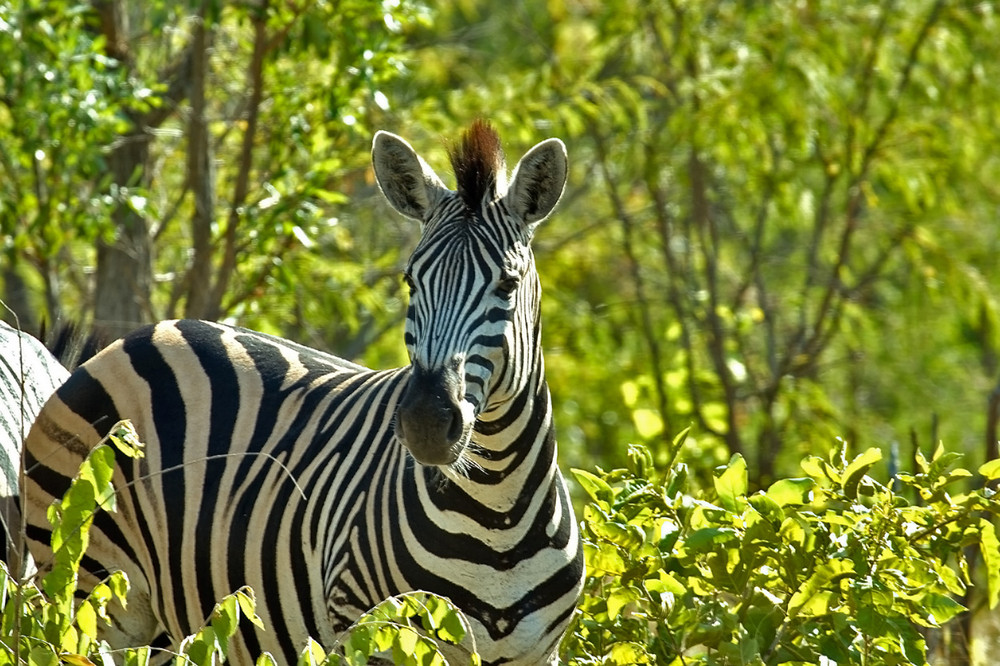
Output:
[122, 327, 192, 632]
[176, 320, 244, 630]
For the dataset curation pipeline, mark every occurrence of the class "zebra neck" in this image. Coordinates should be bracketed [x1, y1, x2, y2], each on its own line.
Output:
[435, 368, 558, 515]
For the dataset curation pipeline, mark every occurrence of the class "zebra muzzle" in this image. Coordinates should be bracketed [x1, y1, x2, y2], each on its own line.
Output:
[395, 362, 473, 466]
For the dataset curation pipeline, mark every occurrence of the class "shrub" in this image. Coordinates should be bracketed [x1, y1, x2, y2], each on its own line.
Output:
[561, 431, 1000, 665]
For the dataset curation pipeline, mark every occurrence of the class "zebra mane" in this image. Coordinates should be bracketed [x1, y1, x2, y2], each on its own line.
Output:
[448, 119, 506, 208]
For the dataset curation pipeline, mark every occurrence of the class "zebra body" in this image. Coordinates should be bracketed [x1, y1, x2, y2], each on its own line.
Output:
[0, 320, 70, 571]
[24, 122, 584, 664]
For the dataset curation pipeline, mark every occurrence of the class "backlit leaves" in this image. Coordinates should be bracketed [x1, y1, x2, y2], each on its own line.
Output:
[563, 437, 1000, 665]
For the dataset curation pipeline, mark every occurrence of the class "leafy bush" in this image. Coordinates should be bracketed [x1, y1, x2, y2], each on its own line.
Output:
[296, 593, 478, 666]
[1, 422, 143, 666]
[0, 421, 478, 666]
[561, 430, 1000, 665]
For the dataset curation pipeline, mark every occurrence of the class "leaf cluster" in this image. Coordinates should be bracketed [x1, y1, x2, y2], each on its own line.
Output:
[295, 592, 478, 666]
[1, 422, 142, 665]
[562, 432, 1000, 665]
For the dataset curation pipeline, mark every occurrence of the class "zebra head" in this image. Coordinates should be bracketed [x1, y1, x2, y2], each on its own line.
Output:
[372, 121, 567, 466]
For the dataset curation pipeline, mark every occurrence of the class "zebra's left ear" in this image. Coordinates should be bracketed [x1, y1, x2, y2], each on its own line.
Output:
[372, 130, 449, 222]
[506, 138, 568, 227]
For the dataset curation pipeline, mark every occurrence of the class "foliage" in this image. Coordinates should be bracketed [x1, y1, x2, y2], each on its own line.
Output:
[386, 0, 1000, 483]
[3, 1, 1000, 657]
[0, 0, 130, 332]
[293, 592, 478, 666]
[0, 421, 144, 665]
[3, 0, 999, 480]
[562, 432, 1000, 665]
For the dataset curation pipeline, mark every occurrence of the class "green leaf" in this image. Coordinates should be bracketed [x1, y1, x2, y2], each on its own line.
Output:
[106, 420, 145, 459]
[842, 448, 882, 499]
[663, 426, 691, 471]
[645, 570, 686, 595]
[571, 468, 614, 504]
[898, 620, 928, 663]
[766, 477, 816, 506]
[626, 443, 654, 478]
[125, 646, 151, 666]
[436, 607, 467, 644]
[344, 624, 372, 662]
[28, 646, 60, 666]
[76, 600, 98, 639]
[980, 518, 1000, 609]
[685, 527, 738, 550]
[714, 454, 748, 512]
[607, 586, 642, 620]
[183, 626, 217, 666]
[393, 626, 419, 659]
[979, 458, 1000, 480]
[919, 593, 965, 626]
[212, 595, 239, 641]
[592, 521, 644, 550]
[787, 559, 854, 618]
[297, 638, 327, 666]
[606, 641, 650, 665]
[237, 587, 266, 629]
[587, 543, 628, 575]
[108, 571, 129, 607]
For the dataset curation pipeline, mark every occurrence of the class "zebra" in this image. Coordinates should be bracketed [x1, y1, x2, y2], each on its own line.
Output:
[23, 121, 585, 665]
[0, 318, 70, 574]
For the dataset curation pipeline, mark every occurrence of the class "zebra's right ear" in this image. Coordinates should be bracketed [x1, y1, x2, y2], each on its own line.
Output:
[372, 131, 448, 222]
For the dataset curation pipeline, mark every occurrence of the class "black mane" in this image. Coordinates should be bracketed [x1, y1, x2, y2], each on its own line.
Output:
[448, 119, 505, 209]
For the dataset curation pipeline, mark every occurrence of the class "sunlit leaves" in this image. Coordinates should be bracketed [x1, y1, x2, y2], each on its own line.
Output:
[765, 477, 815, 506]
[713, 454, 747, 513]
[387, 0, 1000, 489]
[841, 447, 882, 500]
[317, 592, 479, 665]
[979, 458, 1000, 480]
[563, 437, 1000, 665]
[179, 587, 265, 665]
[980, 519, 1000, 610]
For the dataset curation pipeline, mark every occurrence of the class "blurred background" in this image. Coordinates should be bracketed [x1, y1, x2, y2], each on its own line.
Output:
[1, 0, 998, 490]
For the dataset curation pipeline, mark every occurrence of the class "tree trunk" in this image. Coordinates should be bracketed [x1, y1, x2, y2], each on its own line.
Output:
[89, 0, 196, 337]
[207, 5, 269, 320]
[93, 131, 153, 341]
[184, 8, 216, 319]
[1, 260, 38, 333]
[89, 0, 151, 340]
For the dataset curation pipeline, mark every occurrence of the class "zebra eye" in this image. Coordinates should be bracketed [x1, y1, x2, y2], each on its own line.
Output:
[496, 274, 520, 298]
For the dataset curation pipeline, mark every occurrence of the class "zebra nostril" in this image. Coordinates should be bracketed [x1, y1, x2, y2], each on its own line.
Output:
[445, 404, 464, 444]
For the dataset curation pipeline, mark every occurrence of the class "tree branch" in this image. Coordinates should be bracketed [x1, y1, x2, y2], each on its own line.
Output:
[589, 123, 675, 445]
[208, 1, 270, 319]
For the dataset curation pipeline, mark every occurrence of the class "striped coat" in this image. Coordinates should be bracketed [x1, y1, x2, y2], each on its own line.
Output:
[0, 320, 70, 572]
[24, 122, 584, 665]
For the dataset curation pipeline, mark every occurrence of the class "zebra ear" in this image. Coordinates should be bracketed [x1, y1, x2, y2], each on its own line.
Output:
[506, 138, 568, 227]
[372, 131, 448, 221]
